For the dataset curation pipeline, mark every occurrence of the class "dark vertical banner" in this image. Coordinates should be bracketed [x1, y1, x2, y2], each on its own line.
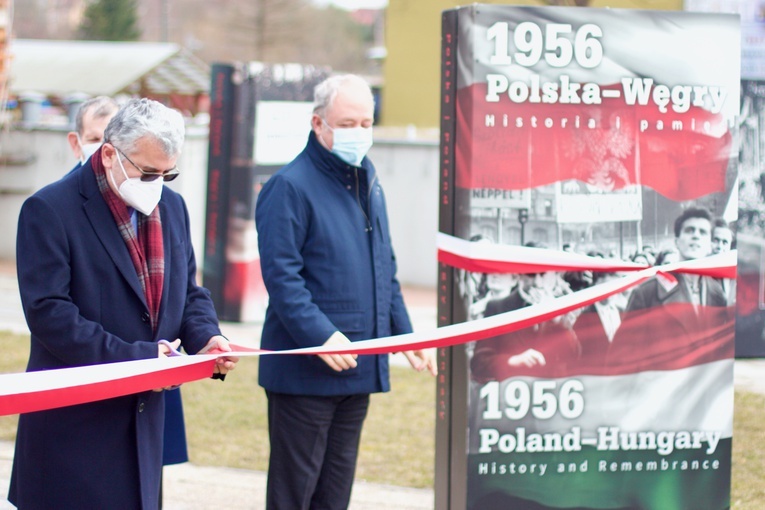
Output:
[203, 63, 236, 310]
[436, 9, 464, 510]
[437, 5, 739, 510]
[214, 63, 329, 322]
[221, 67, 258, 321]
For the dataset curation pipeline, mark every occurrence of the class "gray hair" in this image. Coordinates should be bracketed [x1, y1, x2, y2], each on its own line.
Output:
[75, 96, 119, 137]
[104, 98, 185, 157]
[313, 74, 374, 118]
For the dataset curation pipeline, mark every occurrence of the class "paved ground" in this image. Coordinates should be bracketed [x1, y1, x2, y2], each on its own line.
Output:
[0, 436, 433, 510]
[1, 260, 764, 508]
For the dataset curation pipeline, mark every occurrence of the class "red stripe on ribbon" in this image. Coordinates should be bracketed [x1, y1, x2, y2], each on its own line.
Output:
[1, 359, 216, 416]
[437, 249, 645, 275]
[269, 271, 651, 356]
[0, 236, 736, 417]
[437, 233, 737, 279]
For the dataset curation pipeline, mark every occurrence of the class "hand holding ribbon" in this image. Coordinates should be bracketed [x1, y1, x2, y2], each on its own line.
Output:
[198, 335, 239, 380]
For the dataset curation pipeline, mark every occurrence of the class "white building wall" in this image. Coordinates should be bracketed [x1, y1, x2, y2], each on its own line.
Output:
[0, 128, 440, 289]
[0, 128, 75, 261]
[368, 139, 439, 288]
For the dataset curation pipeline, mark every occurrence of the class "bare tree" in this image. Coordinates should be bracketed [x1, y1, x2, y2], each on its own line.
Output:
[170, 0, 374, 71]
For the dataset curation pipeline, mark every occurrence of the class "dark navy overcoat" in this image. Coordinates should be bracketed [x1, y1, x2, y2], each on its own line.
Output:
[9, 159, 221, 509]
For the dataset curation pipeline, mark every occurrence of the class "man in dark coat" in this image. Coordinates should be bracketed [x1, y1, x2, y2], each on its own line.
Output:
[621, 207, 727, 314]
[470, 266, 580, 382]
[609, 207, 732, 371]
[572, 271, 627, 368]
[66, 95, 191, 484]
[256, 74, 436, 510]
[9, 98, 237, 509]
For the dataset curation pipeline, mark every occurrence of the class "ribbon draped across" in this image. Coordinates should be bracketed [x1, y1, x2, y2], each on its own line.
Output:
[0, 234, 737, 416]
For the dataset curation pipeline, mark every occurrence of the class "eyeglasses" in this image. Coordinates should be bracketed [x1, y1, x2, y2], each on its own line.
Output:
[112, 145, 180, 182]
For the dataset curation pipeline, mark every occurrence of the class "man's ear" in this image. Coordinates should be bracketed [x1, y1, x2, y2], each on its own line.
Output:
[310, 113, 323, 134]
[100, 143, 115, 168]
[66, 132, 81, 157]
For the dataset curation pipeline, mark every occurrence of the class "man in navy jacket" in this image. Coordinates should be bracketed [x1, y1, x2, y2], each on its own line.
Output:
[256, 74, 436, 510]
[9, 99, 237, 509]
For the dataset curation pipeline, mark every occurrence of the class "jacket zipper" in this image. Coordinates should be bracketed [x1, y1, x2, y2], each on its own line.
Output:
[354, 168, 374, 232]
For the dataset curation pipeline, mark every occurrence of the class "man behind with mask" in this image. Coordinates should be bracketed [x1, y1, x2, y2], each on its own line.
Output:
[10, 98, 238, 509]
[66, 95, 119, 168]
[255, 74, 436, 510]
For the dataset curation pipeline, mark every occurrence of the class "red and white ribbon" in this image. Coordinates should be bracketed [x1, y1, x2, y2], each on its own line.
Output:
[0, 356, 217, 416]
[436, 232, 737, 278]
[0, 234, 736, 417]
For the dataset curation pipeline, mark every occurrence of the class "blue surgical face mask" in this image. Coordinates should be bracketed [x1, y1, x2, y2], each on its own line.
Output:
[323, 119, 373, 167]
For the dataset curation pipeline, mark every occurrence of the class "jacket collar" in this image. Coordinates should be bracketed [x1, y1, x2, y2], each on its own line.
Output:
[305, 131, 375, 185]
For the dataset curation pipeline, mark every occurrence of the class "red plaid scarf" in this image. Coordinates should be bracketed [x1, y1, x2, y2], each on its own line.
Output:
[91, 147, 164, 332]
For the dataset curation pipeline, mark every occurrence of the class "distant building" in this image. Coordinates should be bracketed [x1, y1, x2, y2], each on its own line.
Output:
[382, 0, 683, 128]
[9, 39, 210, 125]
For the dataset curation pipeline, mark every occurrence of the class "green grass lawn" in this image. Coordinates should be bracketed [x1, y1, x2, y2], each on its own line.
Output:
[1, 329, 764, 507]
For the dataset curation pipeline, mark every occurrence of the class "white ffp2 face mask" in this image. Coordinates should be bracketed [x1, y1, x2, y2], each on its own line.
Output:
[109, 151, 164, 216]
[77, 135, 102, 165]
[324, 121, 373, 167]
